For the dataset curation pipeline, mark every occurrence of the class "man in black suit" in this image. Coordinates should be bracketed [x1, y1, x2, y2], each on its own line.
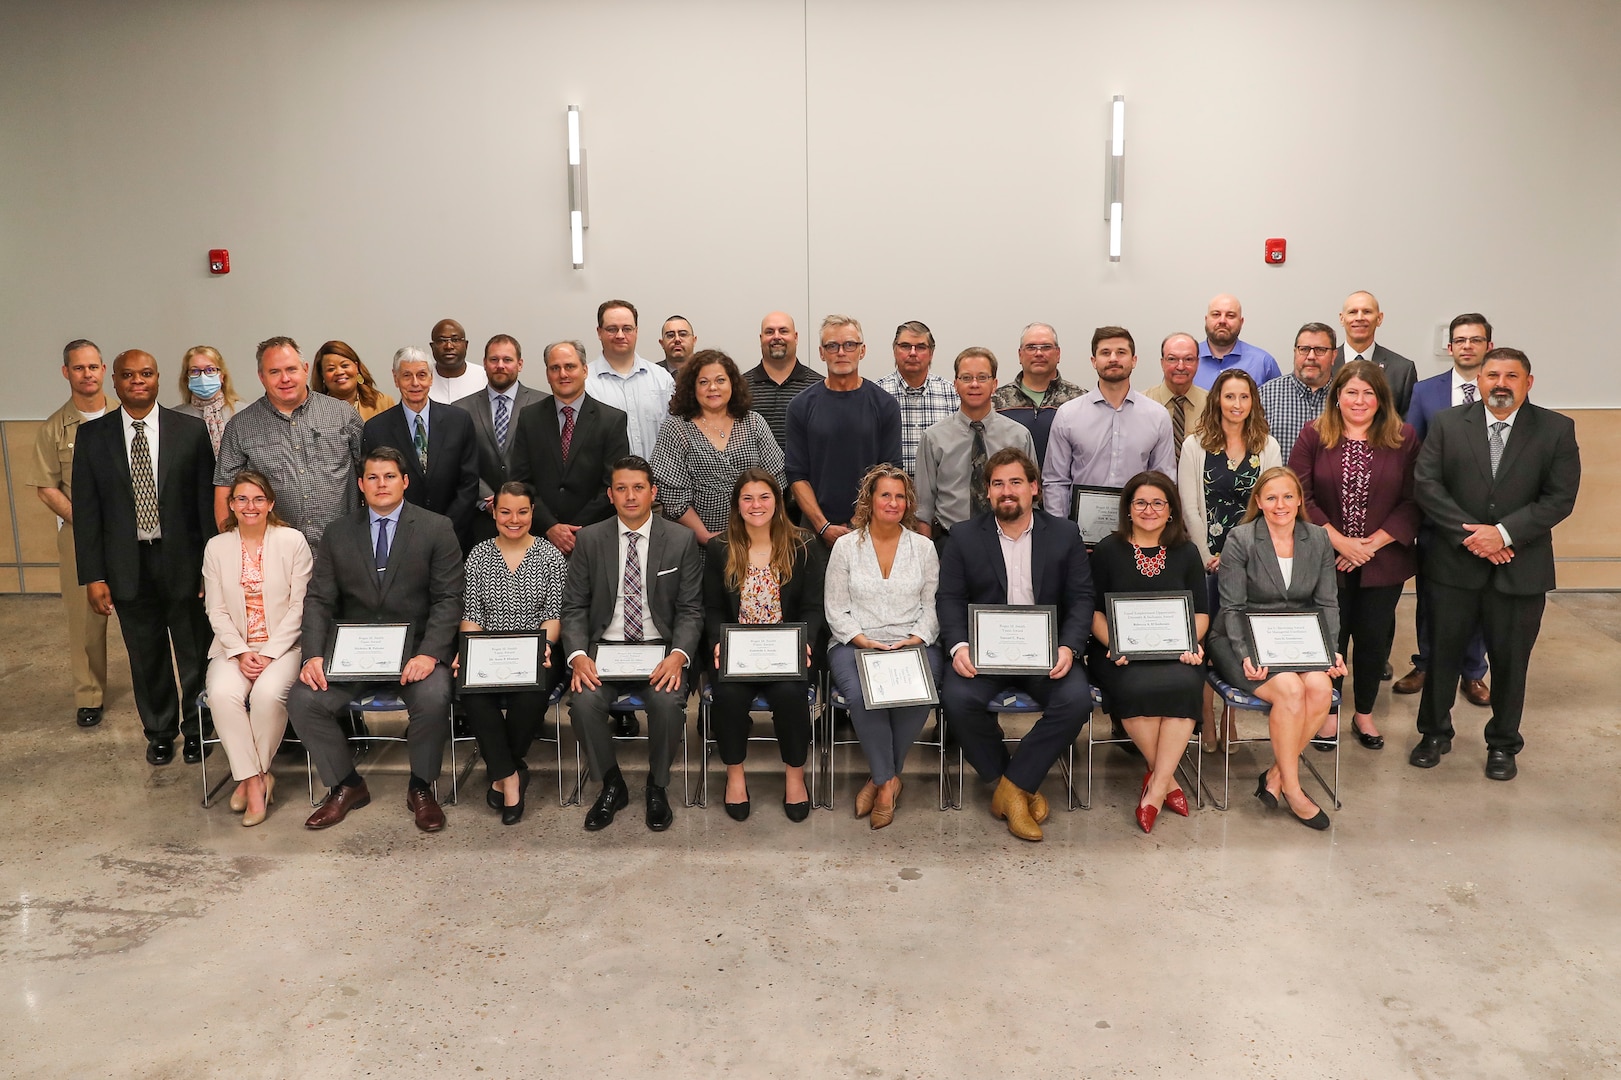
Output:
[73, 349, 217, 765]
[1409, 348, 1580, 780]
[562, 456, 703, 833]
[509, 340, 630, 558]
[454, 333, 546, 545]
[1333, 290, 1418, 416]
[362, 346, 480, 552]
[937, 447, 1094, 841]
[288, 447, 466, 831]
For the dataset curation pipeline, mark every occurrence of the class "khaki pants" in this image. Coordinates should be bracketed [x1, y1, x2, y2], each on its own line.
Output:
[57, 522, 110, 708]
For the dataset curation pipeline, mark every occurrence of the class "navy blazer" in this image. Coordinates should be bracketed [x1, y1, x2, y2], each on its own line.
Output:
[936, 511, 1094, 659]
[362, 401, 480, 551]
[1404, 371, 1455, 441]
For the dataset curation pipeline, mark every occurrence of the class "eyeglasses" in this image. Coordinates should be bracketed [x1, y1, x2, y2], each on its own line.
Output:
[600, 325, 636, 336]
[231, 495, 269, 507]
[189, 366, 221, 377]
[1020, 343, 1058, 354]
[1450, 336, 1489, 346]
[1294, 345, 1333, 357]
[895, 343, 933, 354]
[661, 330, 692, 340]
[431, 335, 466, 346]
[1131, 499, 1169, 512]
[820, 341, 863, 354]
[955, 374, 996, 384]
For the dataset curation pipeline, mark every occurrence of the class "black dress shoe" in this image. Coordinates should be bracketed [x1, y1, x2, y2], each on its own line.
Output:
[1254, 771, 1279, 810]
[487, 786, 504, 812]
[146, 739, 175, 766]
[182, 739, 212, 765]
[1350, 718, 1385, 750]
[1485, 749, 1518, 781]
[646, 784, 673, 831]
[584, 777, 629, 831]
[76, 707, 102, 728]
[1381, 661, 1394, 681]
[615, 713, 641, 738]
[783, 799, 811, 823]
[501, 793, 526, 825]
[1408, 735, 1452, 769]
[724, 784, 751, 821]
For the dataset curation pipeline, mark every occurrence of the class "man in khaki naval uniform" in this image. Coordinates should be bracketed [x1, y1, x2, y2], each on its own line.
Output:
[27, 339, 112, 727]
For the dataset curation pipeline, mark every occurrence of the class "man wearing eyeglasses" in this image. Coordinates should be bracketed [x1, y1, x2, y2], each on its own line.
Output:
[427, 318, 487, 404]
[785, 315, 902, 547]
[915, 347, 1034, 544]
[877, 320, 958, 476]
[1141, 332, 1208, 465]
[991, 323, 1086, 468]
[1257, 323, 1336, 457]
[584, 299, 675, 460]
[1195, 294, 1282, 390]
[1333, 291, 1418, 415]
[656, 315, 697, 378]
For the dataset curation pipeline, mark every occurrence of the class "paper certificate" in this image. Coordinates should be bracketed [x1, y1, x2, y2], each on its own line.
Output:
[460, 633, 543, 692]
[327, 622, 410, 680]
[1107, 592, 1196, 661]
[720, 624, 807, 682]
[970, 605, 1057, 675]
[856, 646, 938, 709]
[1070, 486, 1122, 545]
[592, 643, 669, 681]
[1244, 611, 1332, 671]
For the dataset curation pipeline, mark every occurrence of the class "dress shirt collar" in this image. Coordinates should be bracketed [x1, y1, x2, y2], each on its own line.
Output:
[1486, 406, 1520, 433]
[368, 502, 404, 528]
[487, 385, 516, 407]
[555, 391, 585, 418]
[1085, 387, 1144, 412]
[995, 514, 1033, 543]
[1345, 340, 1377, 363]
[120, 405, 158, 441]
[618, 514, 654, 544]
[592, 353, 655, 380]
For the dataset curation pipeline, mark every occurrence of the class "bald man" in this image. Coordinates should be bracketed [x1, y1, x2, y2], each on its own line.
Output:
[1332, 291, 1418, 415]
[1194, 294, 1281, 390]
[743, 311, 820, 449]
[428, 317, 487, 403]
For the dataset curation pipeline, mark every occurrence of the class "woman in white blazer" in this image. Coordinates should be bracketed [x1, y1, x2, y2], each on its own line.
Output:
[202, 470, 313, 825]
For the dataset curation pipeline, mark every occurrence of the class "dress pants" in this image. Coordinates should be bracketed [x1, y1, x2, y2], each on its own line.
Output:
[1334, 571, 1403, 714]
[115, 541, 211, 743]
[571, 678, 686, 788]
[828, 643, 943, 785]
[709, 679, 811, 767]
[942, 662, 1091, 794]
[1418, 582, 1546, 755]
[462, 665, 562, 783]
[287, 667, 453, 788]
[205, 650, 300, 781]
[58, 524, 108, 708]
[1409, 536, 1487, 679]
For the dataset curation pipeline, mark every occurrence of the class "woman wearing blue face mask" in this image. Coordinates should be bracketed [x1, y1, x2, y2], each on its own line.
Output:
[175, 345, 242, 454]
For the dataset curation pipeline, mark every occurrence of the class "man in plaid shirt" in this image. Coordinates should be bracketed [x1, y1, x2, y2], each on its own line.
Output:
[877, 320, 958, 476]
[1257, 322, 1335, 458]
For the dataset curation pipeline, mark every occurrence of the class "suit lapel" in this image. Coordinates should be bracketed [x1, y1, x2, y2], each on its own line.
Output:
[982, 517, 1009, 598]
[377, 505, 413, 600]
[153, 407, 175, 501]
[1253, 521, 1285, 598]
[470, 392, 497, 450]
[1028, 514, 1048, 600]
[1461, 404, 1493, 483]
[1491, 405, 1534, 488]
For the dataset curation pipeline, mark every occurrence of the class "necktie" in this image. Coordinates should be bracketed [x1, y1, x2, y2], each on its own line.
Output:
[1462, 382, 1477, 406]
[493, 395, 510, 449]
[1489, 421, 1507, 476]
[375, 516, 390, 573]
[968, 420, 990, 517]
[622, 531, 644, 642]
[1171, 396, 1187, 461]
[413, 414, 428, 471]
[130, 420, 159, 533]
[560, 404, 576, 461]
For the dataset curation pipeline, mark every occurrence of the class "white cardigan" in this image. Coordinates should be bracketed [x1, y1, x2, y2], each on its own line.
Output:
[1177, 434, 1283, 567]
[823, 528, 940, 646]
[201, 524, 314, 661]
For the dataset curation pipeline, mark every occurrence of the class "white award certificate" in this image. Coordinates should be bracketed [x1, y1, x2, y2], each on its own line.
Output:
[592, 643, 669, 681]
[460, 633, 542, 692]
[326, 622, 410, 680]
[1245, 611, 1332, 671]
[721, 624, 807, 681]
[856, 646, 938, 709]
[1107, 592, 1195, 661]
[970, 605, 1057, 675]
[1070, 486, 1122, 545]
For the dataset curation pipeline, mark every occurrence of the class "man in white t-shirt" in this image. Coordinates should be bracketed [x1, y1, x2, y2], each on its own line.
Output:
[427, 317, 488, 404]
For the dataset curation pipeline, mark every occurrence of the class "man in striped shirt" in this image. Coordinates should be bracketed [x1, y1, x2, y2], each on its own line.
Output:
[877, 319, 958, 476]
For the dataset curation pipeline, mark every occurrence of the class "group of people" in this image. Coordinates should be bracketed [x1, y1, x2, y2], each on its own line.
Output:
[29, 290, 1581, 840]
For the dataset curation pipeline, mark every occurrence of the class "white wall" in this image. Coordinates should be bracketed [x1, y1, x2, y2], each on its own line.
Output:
[3, 0, 1618, 417]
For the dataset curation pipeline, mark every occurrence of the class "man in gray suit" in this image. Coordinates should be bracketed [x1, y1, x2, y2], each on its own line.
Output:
[1333, 291, 1418, 416]
[289, 447, 466, 832]
[455, 333, 546, 545]
[562, 456, 702, 832]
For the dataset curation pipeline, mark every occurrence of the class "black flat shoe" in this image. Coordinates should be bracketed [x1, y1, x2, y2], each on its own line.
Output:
[1254, 771, 1278, 810]
[724, 799, 751, 821]
[501, 795, 526, 826]
[487, 786, 504, 812]
[77, 707, 102, 728]
[1351, 719, 1385, 750]
[1310, 732, 1336, 752]
[784, 799, 811, 823]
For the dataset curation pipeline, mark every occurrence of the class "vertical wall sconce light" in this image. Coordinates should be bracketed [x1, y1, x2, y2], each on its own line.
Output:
[567, 105, 588, 270]
[1105, 95, 1125, 262]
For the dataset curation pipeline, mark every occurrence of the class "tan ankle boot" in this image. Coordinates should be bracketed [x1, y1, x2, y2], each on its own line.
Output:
[1028, 789, 1050, 825]
[990, 776, 1043, 841]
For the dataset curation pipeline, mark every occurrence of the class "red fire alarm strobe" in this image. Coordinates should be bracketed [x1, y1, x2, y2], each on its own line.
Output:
[209, 249, 230, 274]
[1264, 238, 1286, 265]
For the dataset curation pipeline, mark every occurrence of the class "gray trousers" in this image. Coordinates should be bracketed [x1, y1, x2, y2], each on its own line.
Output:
[570, 678, 686, 788]
[828, 643, 942, 785]
[286, 668, 452, 789]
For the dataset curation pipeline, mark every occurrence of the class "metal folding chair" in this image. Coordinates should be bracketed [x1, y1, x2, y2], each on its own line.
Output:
[696, 679, 820, 809]
[1076, 684, 1202, 811]
[1203, 671, 1341, 811]
[195, 690, 306, 808]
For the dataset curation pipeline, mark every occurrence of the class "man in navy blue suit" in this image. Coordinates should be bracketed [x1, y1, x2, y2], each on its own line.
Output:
[937, 447, 1093, 842]
[1394, 314, 1493, 704]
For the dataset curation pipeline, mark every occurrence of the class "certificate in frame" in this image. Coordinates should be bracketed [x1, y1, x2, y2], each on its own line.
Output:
[591, 642, 669, 681]
[855, 645, 938, 709]
[719, 623, 808, 682]
[1070, 485, 1122, 545]
[1106, 591, 1197, 662]
[969, 604, 1058, 676]
[458, 632, 545, 693]
[325, 622, 411, 681]
[1243, 609, 1333, 672]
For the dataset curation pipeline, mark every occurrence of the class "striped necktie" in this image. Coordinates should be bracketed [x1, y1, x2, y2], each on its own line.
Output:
[1462, 382, 1477, 406]
[493, 394, 510, 448]
[1171, 396, 1188, 461]
[622, 531, 644, 642]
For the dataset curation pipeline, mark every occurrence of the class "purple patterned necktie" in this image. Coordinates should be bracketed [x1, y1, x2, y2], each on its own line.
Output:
[1462, 382, 1477, 406]
[622, 531, 643, 642]
[560, 404, 576, 461]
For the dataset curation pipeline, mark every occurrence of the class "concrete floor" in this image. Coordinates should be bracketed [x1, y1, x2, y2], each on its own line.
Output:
[2, 592, 1618, 1079]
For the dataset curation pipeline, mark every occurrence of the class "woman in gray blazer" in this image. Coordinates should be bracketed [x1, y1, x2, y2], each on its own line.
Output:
[1212, 467, 1346, 830]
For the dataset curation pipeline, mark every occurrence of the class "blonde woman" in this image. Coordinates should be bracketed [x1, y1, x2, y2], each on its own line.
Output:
[174, 345, 242, 454]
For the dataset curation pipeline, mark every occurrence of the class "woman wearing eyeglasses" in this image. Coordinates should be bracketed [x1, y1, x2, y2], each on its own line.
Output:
[201, 471, 313, 825]
[174, 346, 243, 455]
[1087, 472, 1209, 833]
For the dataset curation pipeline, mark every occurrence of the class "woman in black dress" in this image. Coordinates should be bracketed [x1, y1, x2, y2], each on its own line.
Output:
[1087, 471, 1210, 834]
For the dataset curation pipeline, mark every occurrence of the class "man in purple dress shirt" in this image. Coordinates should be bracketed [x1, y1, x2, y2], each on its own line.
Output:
[1194, 294, 1282, 390]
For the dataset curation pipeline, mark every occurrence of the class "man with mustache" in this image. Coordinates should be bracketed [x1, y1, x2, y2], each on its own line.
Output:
[1258, 323, 1336, 458]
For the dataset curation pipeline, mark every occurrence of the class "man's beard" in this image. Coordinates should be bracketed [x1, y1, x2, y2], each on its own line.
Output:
[994, 499, 1023, 521]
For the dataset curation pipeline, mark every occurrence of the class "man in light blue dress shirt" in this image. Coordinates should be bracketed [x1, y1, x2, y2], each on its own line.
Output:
[1194, 293, 1282, 390]
[584, 299, 675, 459]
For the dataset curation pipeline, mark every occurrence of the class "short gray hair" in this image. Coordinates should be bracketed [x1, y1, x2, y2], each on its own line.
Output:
[1020, 322, 1059, 346]
[542, 340, 589, 365]
[820, 314, 863, 340]
[392, 345, 433, 376]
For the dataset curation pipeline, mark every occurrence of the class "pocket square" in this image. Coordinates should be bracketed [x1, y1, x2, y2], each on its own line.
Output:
[656, 567, 678, 576]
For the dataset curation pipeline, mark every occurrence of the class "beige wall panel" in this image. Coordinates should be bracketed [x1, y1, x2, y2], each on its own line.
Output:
[0, 568, 19, 593]
[1553, 563, 1621, 591]
[5, 421, 60, 564]
[1553, 411, 1620, 560]
[23, 565, 61, 595]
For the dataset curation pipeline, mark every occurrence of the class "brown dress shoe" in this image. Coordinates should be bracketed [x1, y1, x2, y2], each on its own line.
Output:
[1028, 790, 1051, 825]
[1392, 668, 1426, 695]
[407, 787, 446, 832]
[990, 776, 1043, 841]
[854, 780, 879, 819]
[304, 780, 371, 830]
[1461, 677, 1491, 708]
